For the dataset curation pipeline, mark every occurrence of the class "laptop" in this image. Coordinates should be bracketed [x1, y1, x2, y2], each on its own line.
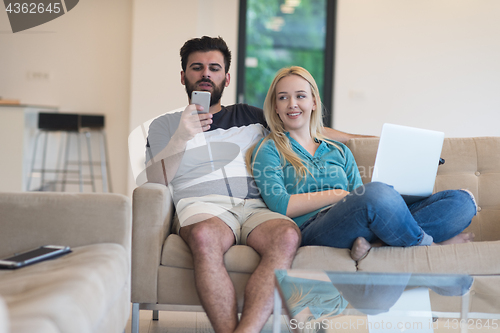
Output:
[371, 123, 445, 204]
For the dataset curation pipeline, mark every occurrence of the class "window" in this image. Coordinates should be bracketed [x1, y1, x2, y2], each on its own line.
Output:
[237, 0, 336, 126]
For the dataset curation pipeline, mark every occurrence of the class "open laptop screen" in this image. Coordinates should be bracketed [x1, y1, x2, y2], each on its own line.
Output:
[371, 123, 444, 201]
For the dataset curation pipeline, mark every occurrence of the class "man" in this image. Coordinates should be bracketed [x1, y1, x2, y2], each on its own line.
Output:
[146, 36, 365, 333]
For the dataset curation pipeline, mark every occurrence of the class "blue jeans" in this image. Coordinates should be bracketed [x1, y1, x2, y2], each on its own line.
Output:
[300, 182, 477, 248]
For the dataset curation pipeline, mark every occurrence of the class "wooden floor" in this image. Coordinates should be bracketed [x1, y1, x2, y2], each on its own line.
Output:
[125, 307, 500, 333]
[124, 307, 292, 333]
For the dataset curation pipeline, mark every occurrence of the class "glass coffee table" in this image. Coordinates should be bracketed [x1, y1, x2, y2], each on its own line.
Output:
[273, 270, 500, 333]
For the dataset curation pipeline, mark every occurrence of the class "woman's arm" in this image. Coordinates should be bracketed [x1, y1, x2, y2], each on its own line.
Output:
[321, 127, 376, 144]
[286, 190, 349, 218]
[251, 140, 349, 218]
[251, 140, 291, 216]
[287, 144, 362, 217]
[343, 145, 364, 191]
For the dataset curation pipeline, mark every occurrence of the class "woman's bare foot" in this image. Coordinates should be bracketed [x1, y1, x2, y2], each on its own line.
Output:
[351, 237, 372, 261]
[435, 232, 475, 246]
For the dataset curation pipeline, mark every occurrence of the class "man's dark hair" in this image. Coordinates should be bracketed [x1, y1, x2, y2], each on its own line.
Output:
[180, 36, 232, 73]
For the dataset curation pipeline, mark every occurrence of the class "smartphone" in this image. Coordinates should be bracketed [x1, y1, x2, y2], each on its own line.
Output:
[191, 91, 211, 114]
[0, 245, 71, 269]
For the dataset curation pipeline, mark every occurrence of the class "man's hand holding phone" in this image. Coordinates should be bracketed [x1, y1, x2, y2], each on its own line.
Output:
[146, 91, 213, 186]
[174, 92, 213, 143]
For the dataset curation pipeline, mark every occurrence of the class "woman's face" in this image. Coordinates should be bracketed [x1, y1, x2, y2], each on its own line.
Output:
[275, 75, 316, 134]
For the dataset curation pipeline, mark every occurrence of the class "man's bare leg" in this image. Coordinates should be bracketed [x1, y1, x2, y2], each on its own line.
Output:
[179, 217, 238, 333]
[234, 219, 301, 333]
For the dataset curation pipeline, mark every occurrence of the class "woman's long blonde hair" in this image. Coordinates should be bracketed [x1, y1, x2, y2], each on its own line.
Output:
[247, 66, 342, 181]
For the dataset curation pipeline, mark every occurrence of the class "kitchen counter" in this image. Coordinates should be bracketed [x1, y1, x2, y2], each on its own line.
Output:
[0, 104, 58, 192]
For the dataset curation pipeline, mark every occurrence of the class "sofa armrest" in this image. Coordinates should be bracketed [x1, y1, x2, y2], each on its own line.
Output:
[0, 192, 131, 258]
[131, 183, 175, 303]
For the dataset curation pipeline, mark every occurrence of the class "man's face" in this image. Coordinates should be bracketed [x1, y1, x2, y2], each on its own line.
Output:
[181, 50, 230, 107]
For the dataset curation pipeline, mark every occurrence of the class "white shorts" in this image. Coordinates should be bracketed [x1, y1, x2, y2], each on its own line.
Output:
[174, 195, 294, 244]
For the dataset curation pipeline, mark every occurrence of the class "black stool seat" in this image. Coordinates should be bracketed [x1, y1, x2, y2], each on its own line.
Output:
[80, 114, 105, 129]
[38, 112, 79, 131]
[27, 112, 112, 193]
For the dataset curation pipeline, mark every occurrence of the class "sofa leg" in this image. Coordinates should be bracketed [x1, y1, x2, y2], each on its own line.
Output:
[131, 303, 140, 333]
[152, 309, 159, 321]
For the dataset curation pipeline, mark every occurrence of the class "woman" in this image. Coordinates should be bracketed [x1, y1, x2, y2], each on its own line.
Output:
[248, 66, 477, 260]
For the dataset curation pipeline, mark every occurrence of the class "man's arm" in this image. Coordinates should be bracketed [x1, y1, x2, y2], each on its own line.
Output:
[145, 134, 188, 185]
[146, 104, 213, 185]
[321, 127, 376, 144]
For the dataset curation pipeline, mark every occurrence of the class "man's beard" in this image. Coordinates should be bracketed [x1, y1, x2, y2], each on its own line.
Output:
[185, 77, 226, 107]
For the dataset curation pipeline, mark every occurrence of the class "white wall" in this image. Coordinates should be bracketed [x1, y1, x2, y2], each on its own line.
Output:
[0, 0, 132, 195]
[2, 0, 498, 195]
[127, 0, 239, 195]
[334, 0, 500, 137]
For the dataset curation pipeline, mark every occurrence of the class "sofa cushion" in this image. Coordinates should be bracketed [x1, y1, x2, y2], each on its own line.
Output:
[9, 318, 59, 333]
[0, 244, 129, 333]
[348, 137, 500, 243]
[435, 137, 500, 242]
[157, 266, 252, 312]
[292, 246, 357, 272]
[161, 234, 261, 274]
[161, 234, 359, 273]
[356, 241, 500, 274]
[0, 192, 131, 259]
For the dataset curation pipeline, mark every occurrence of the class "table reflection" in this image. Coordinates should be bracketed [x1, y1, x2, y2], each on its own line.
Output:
[274, 270, 473, 333]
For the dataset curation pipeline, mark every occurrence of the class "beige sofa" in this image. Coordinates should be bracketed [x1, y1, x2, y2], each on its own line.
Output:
[131, 137, 500, 330]
[0, 192, 132, 333]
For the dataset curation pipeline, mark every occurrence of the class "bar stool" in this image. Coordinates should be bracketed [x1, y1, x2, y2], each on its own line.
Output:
[80, 114, 112, 193]
[27, 112, 112, 192]
[27, 113, 81, 191]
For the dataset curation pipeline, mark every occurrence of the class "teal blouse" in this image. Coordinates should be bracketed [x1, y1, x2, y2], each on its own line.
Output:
[251, 133, 363, 227]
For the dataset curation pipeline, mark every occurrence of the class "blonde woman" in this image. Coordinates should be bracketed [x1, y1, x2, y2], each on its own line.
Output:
[249, 66, 476, 260]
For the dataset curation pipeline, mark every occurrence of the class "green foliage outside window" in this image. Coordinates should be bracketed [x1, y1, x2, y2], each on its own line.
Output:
[244, 0, 327, 108]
